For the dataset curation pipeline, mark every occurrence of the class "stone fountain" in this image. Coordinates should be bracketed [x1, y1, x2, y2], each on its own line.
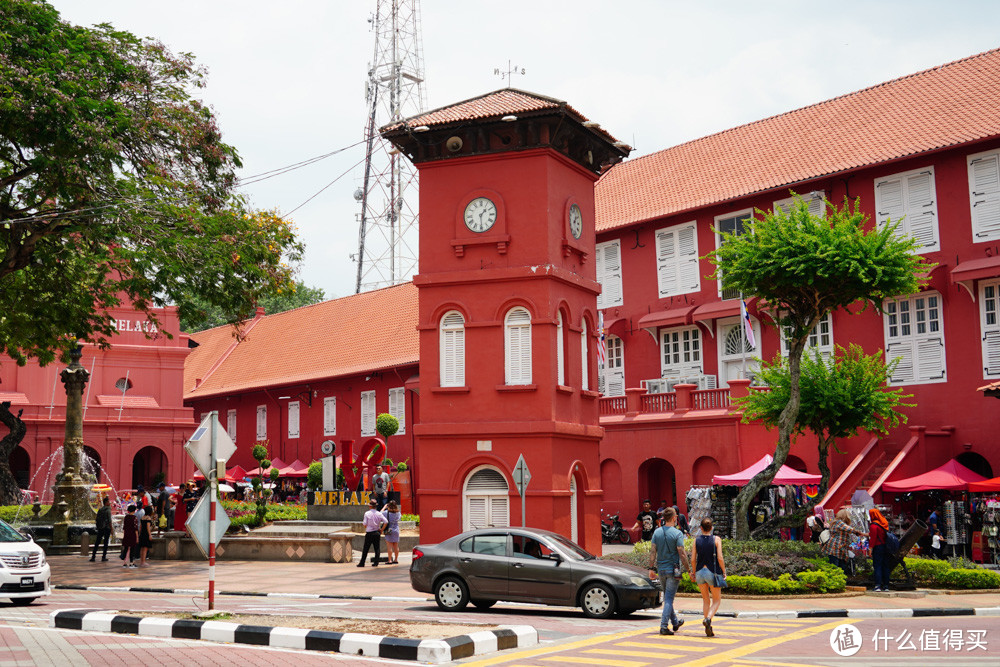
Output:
[30, 346, 96, 546]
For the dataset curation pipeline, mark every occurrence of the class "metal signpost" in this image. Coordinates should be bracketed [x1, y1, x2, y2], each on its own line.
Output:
[512, 454, 531, 527]
[183, 411, 236, 610]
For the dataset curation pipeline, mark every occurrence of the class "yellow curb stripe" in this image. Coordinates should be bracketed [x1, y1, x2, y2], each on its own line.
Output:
[729, 659, 834, 667]
[638, 634, 740, 644]
[618, 641, 712, 652]
[672, 620, 846, 667]
[584, 649, 685, 660]
[459, 625, 659, 666]
[540, 657, 648, 667]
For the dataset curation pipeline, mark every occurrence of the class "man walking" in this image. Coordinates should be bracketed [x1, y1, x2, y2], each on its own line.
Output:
[371, 465, 391, 509]
[357, 498, 388, 567]
[648, 507, 691, 635]
[90, 496, 112, 562]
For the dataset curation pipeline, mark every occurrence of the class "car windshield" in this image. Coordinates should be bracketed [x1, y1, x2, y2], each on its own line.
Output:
[0, 520, 28, 543]
[547, 533, 595, 560]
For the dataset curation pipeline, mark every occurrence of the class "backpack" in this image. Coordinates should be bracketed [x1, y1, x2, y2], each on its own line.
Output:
[885, 529, 901, 555]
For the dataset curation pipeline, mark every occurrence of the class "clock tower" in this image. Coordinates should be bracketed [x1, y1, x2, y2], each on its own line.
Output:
[382, 89, 629, 552]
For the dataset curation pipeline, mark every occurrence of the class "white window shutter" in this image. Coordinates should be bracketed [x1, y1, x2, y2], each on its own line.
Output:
[323, 397, 336, 436]
[677, 224, 701, 293]
[227, 409, 237, 440]
[489, 496, 509, 528]
[389, 387, 405, 434]
[916, 337, 945, 381]
[467, 497, 487, 531]
[970, 153, 1000, 239]
[361, 390, 375, 436]
[580, 323, 589, 391]
[607, 368, 625, 396]
[595, 245, 606, 309]
[905, 172, 938, 250]
[597, 240, 623, 307]
[556, 312, 565, 385]
[876, 177, 905, 231]
[256, 405, 266, 440]
[656, 228, 678, 296]
[505, 308, 532, 385]
[287, 401, 300, 439]
[984, 331, 1000, 377]
[440, 311, 465, 387]
[886, 340, 915, 384]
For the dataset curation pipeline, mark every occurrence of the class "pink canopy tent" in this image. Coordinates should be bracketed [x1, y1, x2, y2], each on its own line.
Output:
[246, 457, 287, 477]
[227, 464, 249, 481]
[882, 458, 987, 492]
[968, 476, 1000, 493]
[279, 459, 310, 478]
[712, 454, 821, 486]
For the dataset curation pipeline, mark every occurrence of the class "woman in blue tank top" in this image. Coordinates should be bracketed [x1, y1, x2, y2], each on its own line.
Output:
[688, 517, 726, 636]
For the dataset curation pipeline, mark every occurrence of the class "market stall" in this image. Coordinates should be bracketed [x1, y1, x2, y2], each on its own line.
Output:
[968, 475, 1000, 564]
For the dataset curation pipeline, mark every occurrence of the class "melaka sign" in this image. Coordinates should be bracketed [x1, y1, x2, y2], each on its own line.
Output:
[110, 318, 159, 333]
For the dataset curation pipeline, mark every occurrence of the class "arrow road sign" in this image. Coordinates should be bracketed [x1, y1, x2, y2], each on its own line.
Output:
[185, 494, 230, 560]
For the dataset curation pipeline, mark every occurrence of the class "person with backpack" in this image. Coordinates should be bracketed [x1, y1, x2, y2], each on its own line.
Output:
[869, 507, 894, 592]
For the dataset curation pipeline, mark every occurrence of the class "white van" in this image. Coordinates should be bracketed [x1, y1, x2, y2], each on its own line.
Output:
[0, 519, 50, 605]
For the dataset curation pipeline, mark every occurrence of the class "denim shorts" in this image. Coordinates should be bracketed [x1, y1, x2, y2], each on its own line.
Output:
[695, 566, 717, 586]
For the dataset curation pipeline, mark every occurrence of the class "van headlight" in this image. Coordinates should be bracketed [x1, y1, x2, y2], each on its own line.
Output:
[629, 576, 654, 588]
[38, 552, 46, 566]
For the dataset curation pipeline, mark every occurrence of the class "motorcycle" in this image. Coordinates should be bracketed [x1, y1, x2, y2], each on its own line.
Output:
[601, 511, 632, 544]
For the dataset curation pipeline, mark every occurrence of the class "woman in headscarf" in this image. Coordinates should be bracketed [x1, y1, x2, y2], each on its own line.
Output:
[821, 509, 867, 574]
[869, 508, 891, 592]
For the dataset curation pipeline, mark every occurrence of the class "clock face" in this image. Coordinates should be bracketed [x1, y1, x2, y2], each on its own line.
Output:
[464, 197, 497, 233]
[569, 204, 583, 239]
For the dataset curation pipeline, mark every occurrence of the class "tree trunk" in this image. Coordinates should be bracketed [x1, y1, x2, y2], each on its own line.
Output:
[0, 402, 27, 506]
[748, 434, 835, 539]
[734, 334, 808, 539]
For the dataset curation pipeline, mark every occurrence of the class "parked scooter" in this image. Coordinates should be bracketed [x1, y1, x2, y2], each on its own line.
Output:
[601, 511, 632, 544]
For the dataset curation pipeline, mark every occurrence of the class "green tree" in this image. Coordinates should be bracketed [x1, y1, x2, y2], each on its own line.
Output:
[709, 195, 927, 539]
[736, 345, 912, 538]
[180, 280, 326, 332]
[0, 0, 304, 365]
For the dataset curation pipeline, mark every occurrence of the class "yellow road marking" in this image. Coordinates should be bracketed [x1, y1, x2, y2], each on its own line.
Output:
[584, 648, 684, 660]
[618, 641, 712, 652]
[460, 625, 659, 667]
[638, 633, 740, 644]
[729, 659, 833, 667]
[673, 620, 845, 667]
[540, 657, 647, 667]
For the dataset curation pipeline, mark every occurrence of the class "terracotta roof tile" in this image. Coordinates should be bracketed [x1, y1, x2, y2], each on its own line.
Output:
[184, 283, 418, 399]
[596, 48, 1000, 232]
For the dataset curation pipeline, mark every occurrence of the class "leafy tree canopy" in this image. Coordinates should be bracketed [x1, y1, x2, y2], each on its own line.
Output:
[180, 280, 325, 332]
[0, 0, 304, 365]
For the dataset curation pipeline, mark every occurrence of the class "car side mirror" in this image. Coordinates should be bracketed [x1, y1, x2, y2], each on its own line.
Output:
[548, 552, 562, 565]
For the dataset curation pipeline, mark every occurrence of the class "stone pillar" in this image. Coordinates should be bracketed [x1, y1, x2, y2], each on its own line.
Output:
[674, 383, 696, 413]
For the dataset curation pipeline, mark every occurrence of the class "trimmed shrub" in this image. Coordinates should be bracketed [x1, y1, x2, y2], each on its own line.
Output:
[936, 568, 1000, 589]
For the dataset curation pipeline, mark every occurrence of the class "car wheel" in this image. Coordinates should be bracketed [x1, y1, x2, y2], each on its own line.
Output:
[618, 531, 632, 545]
[434, 576, 469, 611]
[580, 582, 616, 619]
[10, 597, 35, 606]
[471, 599, 497, 610]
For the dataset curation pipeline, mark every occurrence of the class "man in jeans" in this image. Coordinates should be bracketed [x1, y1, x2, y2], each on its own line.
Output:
[648, 507, 690, 635]
[371, 465, 391, 509]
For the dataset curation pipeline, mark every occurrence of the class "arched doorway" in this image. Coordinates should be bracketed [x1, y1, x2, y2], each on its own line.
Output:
[132, 446, 167, 490]
[11, 446, 29, 489]
[83, 446, 102, 485]
[956, 452, 993, 479]
[463, 467, 509, 531]
[600, 458, 623, 515]
[638, 458, 676, 508]
[692, 456, 720, 486]
[785, 454, 808, 473]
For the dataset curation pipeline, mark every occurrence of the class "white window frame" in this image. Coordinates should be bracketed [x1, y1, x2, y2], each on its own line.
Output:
[717, 316, 760, 386]
[440, 310, 466, 387]
[980, 279, 1000, 377]
[781, 312, 834, 360]
[969, 149, 1000, 242]
[556, 311, 565, 386]
[360, 390, 376, 436]
[883, 291, 946, 386]
[874, 167, 940, 252]
[256, 405, 266, 441]
[580, 319, 589, 391]
[463, 466, 510, 531]
[287, 400, 300, 439]
[504, 307, 532, 385]
[714, 209, 754, 300]
[773, 191, 825, 217]
[323, 396, 337, 436]
[660, 326, 703, 378]
[388, 387, 406, 435]
[595, 239, 623, 308]
[655, 221, 700, 297]
[227, 409, 237, 441]
[599, 334, 625, 396]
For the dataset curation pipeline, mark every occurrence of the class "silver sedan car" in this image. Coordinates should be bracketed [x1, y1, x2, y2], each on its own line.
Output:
[409, 527, 659, 618]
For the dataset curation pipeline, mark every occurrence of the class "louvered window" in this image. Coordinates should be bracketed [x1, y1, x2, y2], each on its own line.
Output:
[440, 310, 465, 387]
[875, 168, 939, 252]
[884, 292, 946, 385]
[715, 210, 753, 300]
[773, 192, 826, 217]
[388, 387, 405, 435]
[504, 307, 532, 385]
[463, 468, 510, 531]
[599, 335, 624, 396]
[227, 409, 237, 441]
[969, 150, 1000, 241]
[556, 311, 565, 385]
[980, 280, 1000, 377]
[287, 401, 300, 439]
[656, 221, 700, 297]
[596, 240, 623, 308]
[360, 390, 376, 436]
[256, 405, 266, 440]
[580, 319, 589, 391]
[661, 327, 702, 378]
[781, 312, 834, 360]
[323, 397, 336, 436]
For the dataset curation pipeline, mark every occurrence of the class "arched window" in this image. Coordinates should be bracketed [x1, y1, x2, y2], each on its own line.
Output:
[556, 311, 565, 385]
[464, 467, 510, 530]
[580, 319, 590, 391]
[440, 310, 465, 387]
[505, 307, 532, 385]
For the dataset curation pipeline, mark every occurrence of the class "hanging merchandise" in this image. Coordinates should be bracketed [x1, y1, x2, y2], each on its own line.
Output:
[686, 486, 712, 533]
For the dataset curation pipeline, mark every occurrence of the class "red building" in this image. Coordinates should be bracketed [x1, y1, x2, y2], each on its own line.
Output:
[3, 305, 195, 494]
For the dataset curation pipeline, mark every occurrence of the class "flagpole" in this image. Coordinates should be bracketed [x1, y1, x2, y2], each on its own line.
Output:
[740, 293, 747, 379]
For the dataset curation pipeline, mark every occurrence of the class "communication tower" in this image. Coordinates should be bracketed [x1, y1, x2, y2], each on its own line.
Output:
[354, 0, 426, 293]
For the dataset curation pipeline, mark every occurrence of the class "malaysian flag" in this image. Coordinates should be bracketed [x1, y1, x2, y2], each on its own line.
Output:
[741, 299, 756, 350]
[597, 311, 607, 365]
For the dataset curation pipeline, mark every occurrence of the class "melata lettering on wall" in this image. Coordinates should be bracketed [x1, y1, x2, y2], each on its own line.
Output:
[110, 318, 159, 334]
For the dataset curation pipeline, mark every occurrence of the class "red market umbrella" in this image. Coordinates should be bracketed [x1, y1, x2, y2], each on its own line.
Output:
[883, 458, 988, 492]
[226, 464, 249, 481]
[246, 457, 286, 477]
[280, 459, 310, 478]
[712, 454, 821, 486]
[967, 476, 1000, 493]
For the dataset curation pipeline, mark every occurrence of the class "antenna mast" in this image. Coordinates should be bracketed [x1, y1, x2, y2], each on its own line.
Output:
[354, 0, 426, 293]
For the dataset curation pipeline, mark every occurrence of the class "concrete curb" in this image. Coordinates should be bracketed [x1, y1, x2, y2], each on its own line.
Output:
[733, 607, 1000, 619]
[49, 609, 537, 663]
[54, 584, 427, 602]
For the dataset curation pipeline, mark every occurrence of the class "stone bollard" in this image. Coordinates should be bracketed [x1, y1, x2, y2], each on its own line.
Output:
[79, 531, 91, 556]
